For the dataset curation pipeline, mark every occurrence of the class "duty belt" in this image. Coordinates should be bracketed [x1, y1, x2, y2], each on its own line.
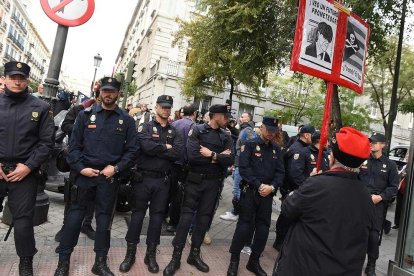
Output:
[188, 171, 223, 180]
[141, 170, 166, 178]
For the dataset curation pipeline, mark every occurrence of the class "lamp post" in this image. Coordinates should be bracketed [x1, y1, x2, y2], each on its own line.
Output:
[90, 53, 102, 97]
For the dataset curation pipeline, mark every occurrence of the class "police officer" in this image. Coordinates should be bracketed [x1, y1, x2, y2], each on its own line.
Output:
[0, 61, 55, 275]
[119, 95, 183, 273]
[54, 88, 101, 244]
[359, 133, 399, 276]
[163, 104, 234, 276]
[274, 127, 375, 276]
[227, 116, 284, 276]
[274, 124, 315, 250]
[167, 104, 198, 232]
[301, 131, 329, 176]
[54, 77, 138, 276]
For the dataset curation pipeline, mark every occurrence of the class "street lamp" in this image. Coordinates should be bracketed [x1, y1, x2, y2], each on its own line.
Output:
[90, 53, 102, 97]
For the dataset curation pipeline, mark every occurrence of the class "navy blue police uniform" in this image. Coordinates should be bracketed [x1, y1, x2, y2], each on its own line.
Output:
[228, 116, 284, 276]
[0, 62, 54, 260]
[57, 78, 138, 268]
[164, 104, 234, 276]
[358, 133, 398, 274]
[121, 95, 183, 273]
[274, 125, 315, 251]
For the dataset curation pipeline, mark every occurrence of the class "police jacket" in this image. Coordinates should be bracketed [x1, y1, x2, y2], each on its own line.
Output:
[0, 88, 55, 170]
[186, 123, 234, 175]
[291, 144, 329, 182]
[275, 169, 376, 276]
[61, 104, 84, 137]
[286, 139, 309, 188]
[239, 136, 284, 190]
[359, 154, 399, 201]
[136, 119, 183, 172]
[68, 105, 138, 174]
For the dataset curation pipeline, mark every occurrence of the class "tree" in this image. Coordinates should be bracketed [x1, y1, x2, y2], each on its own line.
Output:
[330, 0, 405, 132]
[269, 74, 375, 132]
[365, 38, 414, 136]
[269, 74, 324, 126]
[174, 0, 297, 103]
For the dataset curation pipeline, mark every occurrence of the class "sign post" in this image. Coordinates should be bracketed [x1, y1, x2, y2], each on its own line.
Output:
[35, 0, 95, 225]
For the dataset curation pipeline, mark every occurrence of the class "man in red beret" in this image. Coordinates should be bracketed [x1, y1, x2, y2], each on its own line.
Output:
[273, 127, 376, 276]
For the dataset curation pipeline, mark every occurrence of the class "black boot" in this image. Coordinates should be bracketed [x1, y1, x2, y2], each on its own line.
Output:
[144, 244, 159, 273]
[19, 256, 33, 276]
[81, 224, 96, 240]
[187, 246, 209, 272]
[119, 243, 137, 272]
[54, 260, 70, 276]
[365, 257, 377, 276]
[227, 253, 240, 276]
[91, 256, 114, 276]
[246, 255, 267, 276]
[163, 246, 183, 276]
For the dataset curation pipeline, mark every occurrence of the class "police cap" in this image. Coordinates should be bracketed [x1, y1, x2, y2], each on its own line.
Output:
[369, 132, 386, 143]
[262, 116, 279, 132]
[156, 95, 173, 108]
[299, 124, 316, 134]
[100, 77, 121, 91]
[209, 104, 230, 117]
[4, 61, 30, 78]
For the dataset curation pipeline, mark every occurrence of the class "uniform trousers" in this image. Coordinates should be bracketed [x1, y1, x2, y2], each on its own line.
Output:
[58, 175, 117, 261]
[230, 187, 273, 257]
[173, 178, 221, 248]
[368, 201, 386, 259]
[0, 173, 37, 257]
[126, 176, 170, 245]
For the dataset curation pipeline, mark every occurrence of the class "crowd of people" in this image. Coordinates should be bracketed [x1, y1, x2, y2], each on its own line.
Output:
[0, 60, 400, 276]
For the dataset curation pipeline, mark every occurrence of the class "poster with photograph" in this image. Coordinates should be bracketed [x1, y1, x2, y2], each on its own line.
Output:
[298, 0, 338, 74]
[340, 16, 368, 87]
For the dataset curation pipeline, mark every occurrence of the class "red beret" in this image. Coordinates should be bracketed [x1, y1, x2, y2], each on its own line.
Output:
[331, 127, 370, 168]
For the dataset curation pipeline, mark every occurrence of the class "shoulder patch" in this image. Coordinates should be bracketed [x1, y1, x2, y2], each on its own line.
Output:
[241, 145, 245, 152]
[188, 129, 193, 137]
[138, 125, 143, 133]
[294, 153, 299, 160]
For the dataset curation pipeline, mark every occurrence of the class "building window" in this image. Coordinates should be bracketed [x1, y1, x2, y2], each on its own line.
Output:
[194, 96, 212, 116]
[238, 103, 254, 120]
[370, 103, 378, 118]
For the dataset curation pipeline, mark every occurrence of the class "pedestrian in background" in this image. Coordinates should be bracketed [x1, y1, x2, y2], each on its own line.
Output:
[227, 116, 284, 276]
[54, 77, 138, 276]
[359, 133, 399, 276]
[0, 61, 55, 275]
[119, 95, 183, 274]
[274, 127, 375, 276]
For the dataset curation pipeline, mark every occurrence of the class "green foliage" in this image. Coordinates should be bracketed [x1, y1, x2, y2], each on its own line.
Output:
[29, 82, 39, 93]
[127, 82, 137, 97]
[174, 0, 297, 99]
[268, 74, 374, 132]
[365, 38, 414, 128]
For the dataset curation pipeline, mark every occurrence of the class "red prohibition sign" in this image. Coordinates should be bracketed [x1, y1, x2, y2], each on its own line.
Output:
[40, 0, 95, 27]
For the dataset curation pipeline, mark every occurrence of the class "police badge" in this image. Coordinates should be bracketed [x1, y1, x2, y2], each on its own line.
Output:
[153, 127, 158, 133]
[31, 111, 39, 121]
[294, 153, 299, 160]
[256, 145, 260, 152]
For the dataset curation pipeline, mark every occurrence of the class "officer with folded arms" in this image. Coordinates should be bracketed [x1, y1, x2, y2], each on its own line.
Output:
[0, 61, 54, 276]
[227, 116, 284, 276]
[54, 77, 138, 276]
[119, 95, 183, 274]
[163, 104, 234, 276]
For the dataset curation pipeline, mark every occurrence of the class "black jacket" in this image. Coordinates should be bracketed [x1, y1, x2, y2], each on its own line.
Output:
[275, 170, 376, 276]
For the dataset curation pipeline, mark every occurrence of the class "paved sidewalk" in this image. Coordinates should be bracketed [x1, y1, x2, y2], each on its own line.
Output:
[0, 176, 397, 275]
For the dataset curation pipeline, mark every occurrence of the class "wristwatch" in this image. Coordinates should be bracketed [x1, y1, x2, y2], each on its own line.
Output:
[113, 165, 119, 174]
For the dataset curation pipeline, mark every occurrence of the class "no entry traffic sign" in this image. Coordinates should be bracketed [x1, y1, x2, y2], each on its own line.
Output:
[41, 0, 95, 27]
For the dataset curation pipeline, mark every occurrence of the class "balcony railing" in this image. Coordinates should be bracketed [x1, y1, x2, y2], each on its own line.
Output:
[149, 57, 185, 79]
